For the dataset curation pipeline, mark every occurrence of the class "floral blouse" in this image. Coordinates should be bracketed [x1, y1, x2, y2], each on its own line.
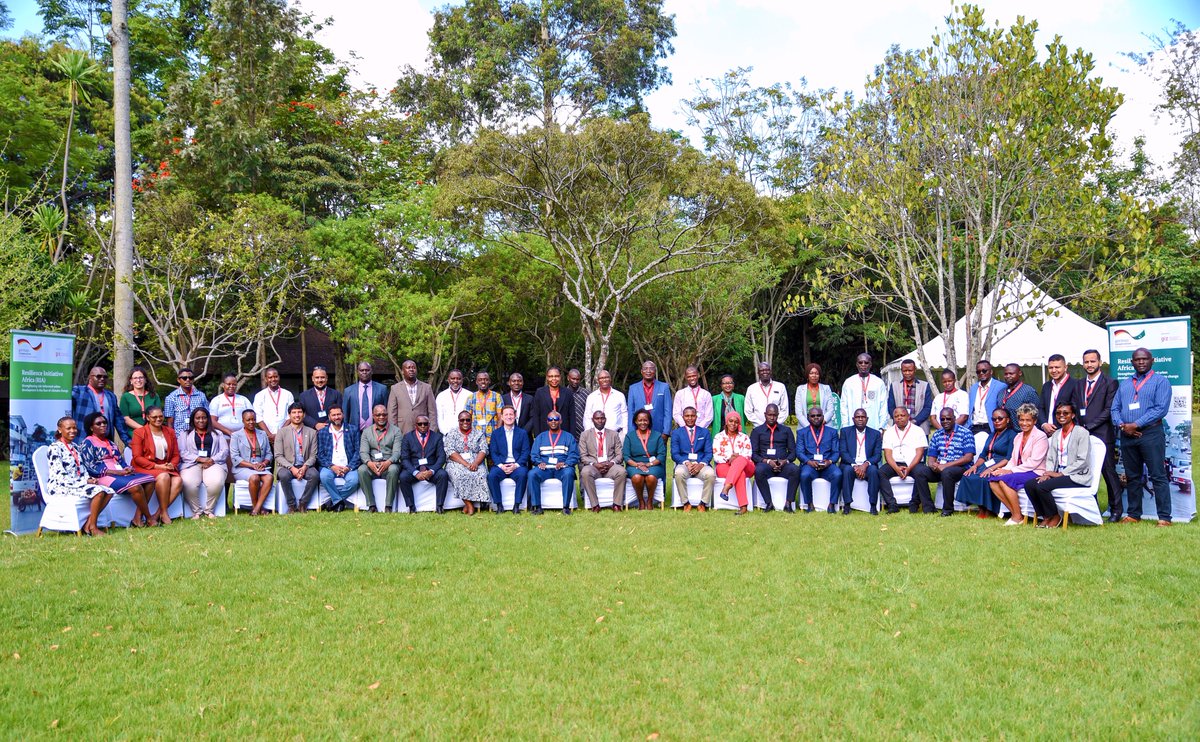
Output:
[712, 431, 753, 463]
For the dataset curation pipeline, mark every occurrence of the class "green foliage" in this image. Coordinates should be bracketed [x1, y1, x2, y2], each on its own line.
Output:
[395, 0, 676, 139]
[0, 1, 11, 31]
[0, 212, 76, 363]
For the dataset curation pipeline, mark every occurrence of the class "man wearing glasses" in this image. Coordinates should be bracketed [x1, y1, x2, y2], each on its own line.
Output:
[72, 366, 130, 448]
[163, 368, 209, 435]
[967, 360, 1007, 435]
[397, 414, 449, 513]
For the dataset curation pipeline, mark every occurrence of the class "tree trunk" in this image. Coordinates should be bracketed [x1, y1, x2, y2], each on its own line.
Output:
[108, 0, 135, 394]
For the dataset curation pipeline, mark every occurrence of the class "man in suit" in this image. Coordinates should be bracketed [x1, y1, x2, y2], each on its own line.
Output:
[749, 403, 799, 512]
[502, 372, 534, 436]
[316, 404, 361, 510]
[967, 359, 1007, 435]
[529, 411, 580, 515]
[579, 409, 627, 512]
[358, 404, 402, 512]
[71, 365, 130, 447]
[387, 359, 437, 435]
[274, 402, 319, 511]
[796, 406, 842, 512]
[627, 360, 672, 441]
[435, 369, 470, 436]
[343, 361, 388, 433]
[671, 406, 715, 511]
[1078, 349, 1121, 519]
[298, 365, 343, 431]
[530, 366, 574, 437]
[710, 374, 748, 436]
[487, 405, 531, 514]
[887, 359, 933, 433]
[839, 407, 883, 514]
[397, 414, 449, 514]
[1039, 353, 1081, 436]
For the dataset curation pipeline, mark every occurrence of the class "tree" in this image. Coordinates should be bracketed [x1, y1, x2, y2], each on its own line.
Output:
[0, 212, 75, 364]
[1, 2, 11, 31]
[109, 0, 134, 407]
[394, 0, 676, 139]
[49, 48, 102, 261]
[814, 5, 1153, 385]
[438, 115, 769, 386]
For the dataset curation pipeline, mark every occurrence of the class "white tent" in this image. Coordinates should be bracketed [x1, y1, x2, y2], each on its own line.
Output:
[882, 273, 1109, 384]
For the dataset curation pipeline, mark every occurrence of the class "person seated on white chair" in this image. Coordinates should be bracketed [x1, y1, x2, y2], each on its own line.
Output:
[925, 407, 976, 518]
[797, 406, 843, 513]
[529, 411, 580, 515]
[878, 407, 934, 514]
[671, 406, 715, 512]
[274, 403, 318, 512]
[398, 414, 449, 514]
[578, 410, 627, 513]
[46, 416, 115, 536]
[1023, 402, 1091, 529]
[179, 407, 228, 519]
[316, 405, 362, 511]
[231, 409, 274, 515]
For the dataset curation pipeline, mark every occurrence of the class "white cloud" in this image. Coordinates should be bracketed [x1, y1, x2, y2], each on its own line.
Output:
[295, 0, 433, 90]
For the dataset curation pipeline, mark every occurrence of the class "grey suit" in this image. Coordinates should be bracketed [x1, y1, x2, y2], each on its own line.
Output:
[274, 422, 319, 509]
[387, 380, 438, 435]
[358, 423, 402, 509]
[578, 427, 627, 508]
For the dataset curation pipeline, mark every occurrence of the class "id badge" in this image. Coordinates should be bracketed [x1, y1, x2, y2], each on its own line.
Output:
[318, 411, 327, 419]
[548, 456, 558, 465]
[984, 458, 995, 468]
[418, 457, 429, 466]
[1079, 407, 1087, 416]
[373, 451, 383, 460]
[1128, 402, 1140, 411]
[644, 403, 654, 411]
[198, 449, 208, 458]
[766, 447, 777, 456]
[687, 453, 698, 461]
[813, 453, 824, 462]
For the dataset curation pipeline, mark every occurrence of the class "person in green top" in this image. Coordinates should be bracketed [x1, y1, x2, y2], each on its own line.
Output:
[794, 362, 839, 430]
[709, 374, 750, 436]
[119, 365, 163, 432]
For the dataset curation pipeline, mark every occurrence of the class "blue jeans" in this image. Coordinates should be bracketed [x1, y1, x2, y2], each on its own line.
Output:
[1121, 423, 1171, 521]
[528, 466, 577, 510]
[318, 467, 360, 505]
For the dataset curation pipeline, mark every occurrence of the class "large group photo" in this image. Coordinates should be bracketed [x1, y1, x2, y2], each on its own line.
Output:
[3, 0, 1200, 737]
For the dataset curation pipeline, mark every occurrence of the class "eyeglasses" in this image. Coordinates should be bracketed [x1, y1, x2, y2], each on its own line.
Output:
[991, 415, 1006, 421]
[415, 421, 430, 427]
[547, 418, 561, 422]
[91, 373, 108, 379]
[148, 416, 164, 422]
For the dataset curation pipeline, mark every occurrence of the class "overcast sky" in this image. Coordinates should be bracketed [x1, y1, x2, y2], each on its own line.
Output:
[6, 0, 1200, 170]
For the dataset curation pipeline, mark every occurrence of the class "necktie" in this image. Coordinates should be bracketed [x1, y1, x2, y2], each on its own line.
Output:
[361, 385, 370, 424]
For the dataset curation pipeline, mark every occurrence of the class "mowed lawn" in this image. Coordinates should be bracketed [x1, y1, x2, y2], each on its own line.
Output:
[1, 426, 1198, 739]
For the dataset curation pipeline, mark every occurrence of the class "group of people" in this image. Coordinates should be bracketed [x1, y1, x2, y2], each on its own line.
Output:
[51, 346, 1174, 532]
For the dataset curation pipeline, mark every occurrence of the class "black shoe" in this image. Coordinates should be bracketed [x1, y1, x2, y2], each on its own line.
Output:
[826, 505, 836, 514]
[384, 506, 393, 513]
[1107, 514, 1123, 524]
[368, 505, 378, 513]
[512, 508, 520, 514]
[939, 510, 953, 517]
[886, 506, 900, 514]
[762, 503, 775, 512]
[870, 507, 878, 515]
[562, 507, 571, 515]
[436, 507, 445, 514]
[805, 504, 814, 513]
[783, 503, 795, 513]
[908, 507, 920, 514]
[842, 505, 852, 515]
[495, 506, 504, 514]
[534, 507, 544, 515]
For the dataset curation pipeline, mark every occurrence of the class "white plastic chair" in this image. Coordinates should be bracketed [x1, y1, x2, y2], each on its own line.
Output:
[1051, 436, 1106, 526]
[33, 447, 91, 535]
[624, 479, 662, 507]
[538, 479, 567, 510]
[233, 480, 278, 512]
[182, 483, 229, 518]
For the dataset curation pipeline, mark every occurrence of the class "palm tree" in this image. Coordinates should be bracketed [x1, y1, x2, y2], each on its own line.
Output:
[50, 49, 102, 263]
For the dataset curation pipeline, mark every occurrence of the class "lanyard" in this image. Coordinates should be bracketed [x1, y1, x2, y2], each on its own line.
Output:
[68, 444, 84, 476]
[295, 430, 303, 452]
[856, 429, 866, 453]
[550, 387, 559, 406]
[180, 390, 193, 411]
[759, 382, 773, 401]
[892, 424, 911, 452]
[942, 391, 954, 410]
[225, 393, 238, 414]
[942, 428, 955, 457]
[860, 375, 870, 399]
[269, 387, 282, 414]
[417, 431, 429, 454]
[637, 430, 652, 458]
[642, 382, 655, 403]
[548, 430, 562, 451]
[904, 382, 915, 406]
[975, 382, 988, 410]
[134, 391, 146, 415]
[315, 387, 326, 410]
[1131, 371, 1154, 401]
[600, 389, 611, 407]
[512, 392, 523, 415]
[1058, 424, 1072, 461]
[597, 431, 605, 451]
[767, 424, 778, 448]
[810, 424, 825, 450]
[90, 387, 106, 414]
[375, 427, 388, 446]
[1001, 383, 1023, 405]
[1084, 377, 1099, 405]
[1016, 432, 1029, 465]
[450, 388, 462, 408]
[194, 430, 211, 450]
[250, 432, 261, 458]
[332, 428, 343, 451]
[691, 386, 701, 409]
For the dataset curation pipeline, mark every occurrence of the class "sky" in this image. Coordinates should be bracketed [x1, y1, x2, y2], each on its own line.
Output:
[5, 0, 1200, 169]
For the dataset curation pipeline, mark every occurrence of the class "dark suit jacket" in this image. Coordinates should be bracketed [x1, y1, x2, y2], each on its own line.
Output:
[502, 391, 534, 436]
[1077, 374, 1118, 442]
[298, 386, 344, 429]
[838, 425, 883, 467]
[400, 430, 446, 473]
[796, 424, 840, 466]
[530, 385, 575, 437]
[488, 425, 531, 468]
[342, 381, 388, 431]
[1039, 378, 1082, 430]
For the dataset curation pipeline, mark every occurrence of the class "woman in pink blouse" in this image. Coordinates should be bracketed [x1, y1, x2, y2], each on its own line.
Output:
[988, 403, 1048, 526]
[713, 411, 754, 515]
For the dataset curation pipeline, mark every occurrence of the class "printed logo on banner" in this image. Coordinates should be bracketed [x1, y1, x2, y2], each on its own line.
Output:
[1111, 321, 1188, 351]
[14, 337, 44, 358]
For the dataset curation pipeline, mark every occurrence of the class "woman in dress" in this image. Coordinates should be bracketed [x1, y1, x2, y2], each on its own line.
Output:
[955, 408, 1017, 518]
[46, 416, 115, 536]
[80, 412, 156, 527]
[623, 409, 666, 509]
[130, 405, 182, 525]
[119, 365, 162, 432]
[230, 409, 274, 515]
[794, 363, 838, 430]
[988, 403, 1048, 526]
[179, 407, 228, 518]
[713, 410, 755, 515]
[445, 410, 490, 515]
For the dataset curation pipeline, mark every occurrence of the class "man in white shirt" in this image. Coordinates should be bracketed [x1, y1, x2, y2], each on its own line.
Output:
[435, 369, 470, 435]
[877, 407, 934, 514]
[672, 366, 713, 430]
[317, 405, 361, 509]
[744, 362, 788, 428]
[929, 370, 969, 431]
[253, 367, 295, 446]
[583, 369, 628, 437]
[840, 353, 888, 430]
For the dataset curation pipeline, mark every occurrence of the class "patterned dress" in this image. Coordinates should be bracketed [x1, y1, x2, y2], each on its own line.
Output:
[465, 391, 503, 444]
[81, 435, 155, 494]
[444, 427, 490, 503]
[47, 440, 114, 500]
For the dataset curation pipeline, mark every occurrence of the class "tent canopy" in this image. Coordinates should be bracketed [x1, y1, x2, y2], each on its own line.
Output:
[882, 273, 1109, 380]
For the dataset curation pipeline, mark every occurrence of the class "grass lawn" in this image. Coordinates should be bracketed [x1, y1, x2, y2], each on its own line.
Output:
[0, 429, 1198, 738]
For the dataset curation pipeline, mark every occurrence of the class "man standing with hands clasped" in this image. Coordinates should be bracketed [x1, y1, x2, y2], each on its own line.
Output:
[1111, 348, 1174, 526]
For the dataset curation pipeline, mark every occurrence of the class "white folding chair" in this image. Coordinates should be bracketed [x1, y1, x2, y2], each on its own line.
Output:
[681, 478, 705, 507]
[595, 478, 616, 508]
[716, 476, 755, 511]
[887, 478, 914, 506]
[1051, 436, 1105, 526]
[538, 479, 567, 510]
[850, 479, 873, 512]
[934, 484, 969, 512]
[624, 480, 662, 507]
[182, 483, 229, 518]
[811, 479, 834, 511]
[233, 480, 278, 513]
[33, 448, 91, 536]
[499, 479, 519, 511]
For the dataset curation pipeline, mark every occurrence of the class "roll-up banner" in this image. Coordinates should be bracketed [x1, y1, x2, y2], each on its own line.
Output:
[1107, 316, 1194, 523]
[7, 331, 75, 535]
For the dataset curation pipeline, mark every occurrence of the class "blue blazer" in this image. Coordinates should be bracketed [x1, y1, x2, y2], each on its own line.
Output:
[400, 429, 446, 473]
[838, 425, 883, 467]
[342, 381, 389, 431]
[489, 425, 531, 467]
[627, 381, 672, 437]
[316, 425, 362, 470]
[967, 380, 1007, 432]
[795, 424, 840, 466]
[669, 426, 713, 465]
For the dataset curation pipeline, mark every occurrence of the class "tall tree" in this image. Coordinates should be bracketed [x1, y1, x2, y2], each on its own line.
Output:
[49, 48, 102, 261]
[395, 0, 676, 139]
[109, 0, 134, 394]
[438, 115, 769, 386]
[814, 5, 1153, 384]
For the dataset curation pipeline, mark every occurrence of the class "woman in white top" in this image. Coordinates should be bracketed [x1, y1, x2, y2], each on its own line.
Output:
[713, 411, 754, 514]
[45, 416, 115, 536]
[209, 373, 253, 437]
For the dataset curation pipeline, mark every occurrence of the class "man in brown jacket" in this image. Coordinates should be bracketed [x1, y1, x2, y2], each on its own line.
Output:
[578, 409, 627, 512]
[387, 359, 437, 435]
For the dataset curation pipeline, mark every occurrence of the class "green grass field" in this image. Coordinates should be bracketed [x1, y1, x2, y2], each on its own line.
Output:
[1, 425, 1198, 738]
